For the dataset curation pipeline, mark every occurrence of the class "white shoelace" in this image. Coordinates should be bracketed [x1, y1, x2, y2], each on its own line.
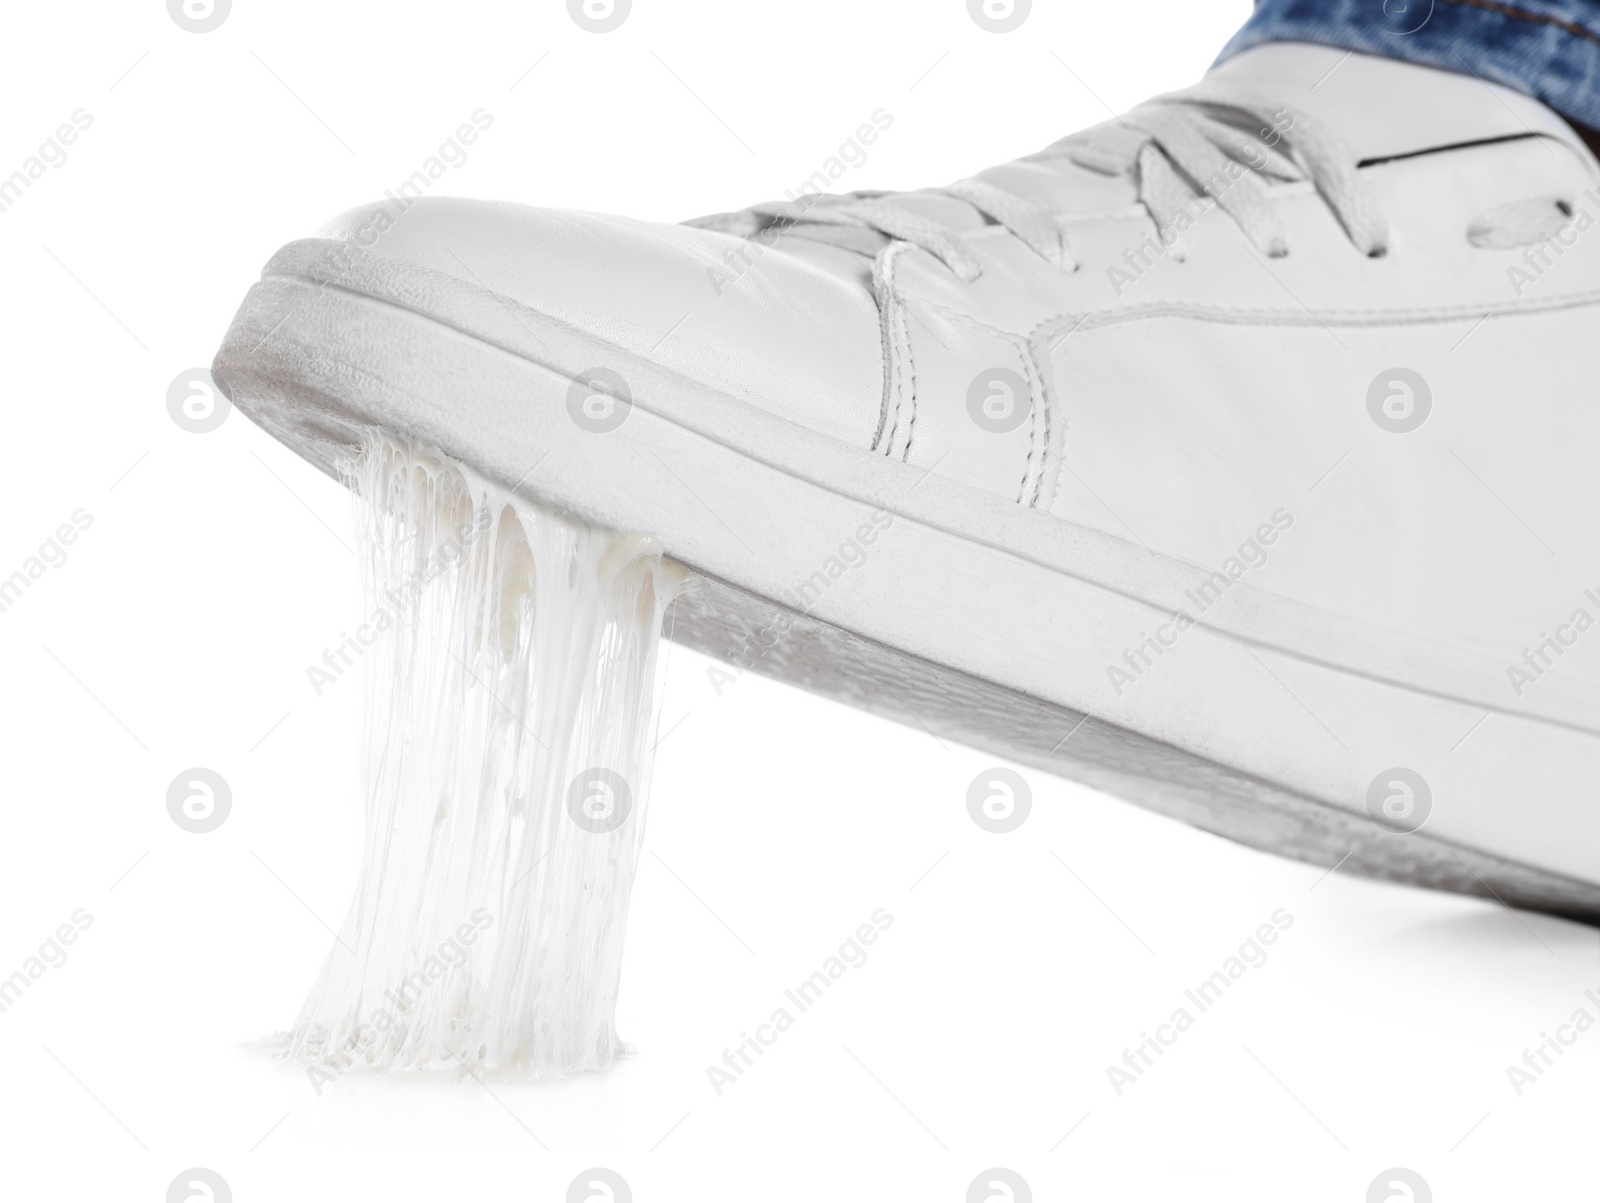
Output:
[690, 82, 1395, 280]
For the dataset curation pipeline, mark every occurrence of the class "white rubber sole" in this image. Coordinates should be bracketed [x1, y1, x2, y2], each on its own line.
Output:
[214, 239, 1600, 921]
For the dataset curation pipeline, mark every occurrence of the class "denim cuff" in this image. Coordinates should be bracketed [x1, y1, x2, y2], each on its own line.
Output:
[1218, 0, 1600, 130]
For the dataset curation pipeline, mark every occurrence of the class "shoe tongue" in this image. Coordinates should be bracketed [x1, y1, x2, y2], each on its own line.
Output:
[1203, 41, 1577, 162]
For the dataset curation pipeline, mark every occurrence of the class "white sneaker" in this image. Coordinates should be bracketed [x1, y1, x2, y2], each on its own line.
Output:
[215, 42, 1600, 919]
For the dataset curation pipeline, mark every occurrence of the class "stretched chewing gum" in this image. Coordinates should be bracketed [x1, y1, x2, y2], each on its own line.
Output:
[277, 436, 681, 1082]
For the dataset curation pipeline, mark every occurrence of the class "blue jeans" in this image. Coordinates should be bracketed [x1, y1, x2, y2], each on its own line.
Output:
[1219, 0, 1600, 130]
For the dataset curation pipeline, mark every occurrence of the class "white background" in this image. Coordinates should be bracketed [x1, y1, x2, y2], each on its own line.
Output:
[1, 1, 1595, 1200]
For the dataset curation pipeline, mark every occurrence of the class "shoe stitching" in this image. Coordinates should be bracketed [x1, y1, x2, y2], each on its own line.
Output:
[1016, 356, 1038, 506]
[899, 295, 1056, 507]
[1022, 290, 1600, 347]
[1024, 344, 1056, 510]
[869, 244, 901, 453]
[894, 280, 918, 460]
[904, 285, 1600, 508]
[893, 292, 1047, 503]
[895, 283, 1600, 344]
[919, 283, 1600, 361]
